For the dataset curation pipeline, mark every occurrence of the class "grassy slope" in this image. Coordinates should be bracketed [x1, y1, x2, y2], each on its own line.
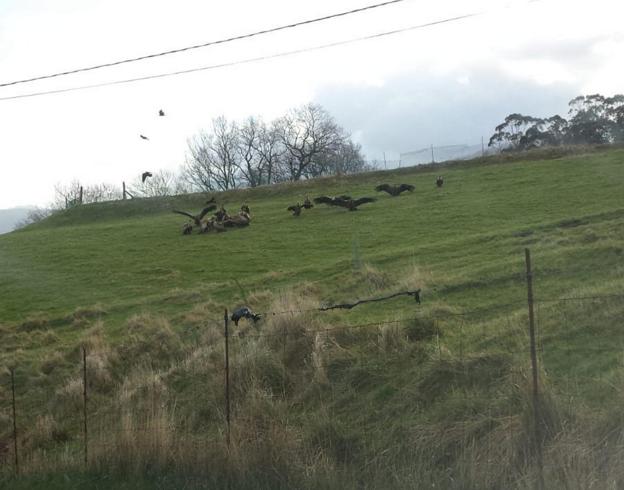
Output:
[2, 148, 623, 322]
[1, 147, 624, 488]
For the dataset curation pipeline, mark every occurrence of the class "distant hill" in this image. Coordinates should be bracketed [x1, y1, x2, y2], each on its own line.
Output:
[0, 206, 33, 234]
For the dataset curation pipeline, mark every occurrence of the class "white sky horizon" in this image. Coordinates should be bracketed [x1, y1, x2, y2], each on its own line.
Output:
[1, 0, 623, 209]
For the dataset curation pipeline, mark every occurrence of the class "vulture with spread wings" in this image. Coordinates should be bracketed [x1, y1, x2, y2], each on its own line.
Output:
[375, 184, 414, 196]
[173, 205, 217, 230]
[314, 195, 376, 211]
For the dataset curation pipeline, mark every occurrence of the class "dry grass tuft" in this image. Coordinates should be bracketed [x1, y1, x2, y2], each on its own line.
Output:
[40, 351, 67, 375]
[398, 264, 434, 291]
[18, 314, 49, 332]
[311, 332, 328, 384]
[54, 376, 83, 412]
[67, 303, 107, 322]
[180, 301, 219, 327]
[377, 321, 408, 353]
[355, 263, 392, 292]
[120, 314, 184, 367]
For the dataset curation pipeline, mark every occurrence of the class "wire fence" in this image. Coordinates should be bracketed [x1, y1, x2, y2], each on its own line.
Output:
[1, 250, 623, 486]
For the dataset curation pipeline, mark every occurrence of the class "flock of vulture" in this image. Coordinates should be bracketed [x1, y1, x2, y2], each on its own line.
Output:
[173, 197, 251, 235]
[174, 176, 444, 235]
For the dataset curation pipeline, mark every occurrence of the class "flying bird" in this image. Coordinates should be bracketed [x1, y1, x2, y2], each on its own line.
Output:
[172, 205, 217, 227]
[231, 307, 261, 326]
[141, 171, 153, 183]
[436, 176, 444, 188]
[375, 184, 415, 196]
[158, 109, 165, 117]
[139, 134, 149, 140]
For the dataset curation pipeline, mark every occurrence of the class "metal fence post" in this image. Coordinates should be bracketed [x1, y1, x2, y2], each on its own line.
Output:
[10, 368, 19, 476]
[525, 248, 544, 490]
[82, 346, 88, 468]
[224, 309, 231, 447]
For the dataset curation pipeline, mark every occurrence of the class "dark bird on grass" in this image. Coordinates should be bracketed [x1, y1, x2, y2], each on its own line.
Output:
[375, 183, 414, 196]
[214, 206, 229, 222]
[313, 195, 351, 207]
[182, 223, 193, 235]
[141, 171, 153, 183]
[172, 205, 217, 227]
[241, 204, 250, 215]
[314, 195, 376, 211]
[158, 109, 165, 117]
[436, 176, 444, 188]
[288, 203, 303, 216]
[302, 197, 314, 209]
[231, 307, 261, 326]
[223, 210, 251, 228]
[140, 134, 149, 140]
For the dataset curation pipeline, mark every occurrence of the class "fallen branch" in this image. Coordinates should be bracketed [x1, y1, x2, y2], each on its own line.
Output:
[319, 289, 421, 311]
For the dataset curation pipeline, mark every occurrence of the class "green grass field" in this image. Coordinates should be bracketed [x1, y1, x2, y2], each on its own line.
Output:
[1, 146, 623, 488]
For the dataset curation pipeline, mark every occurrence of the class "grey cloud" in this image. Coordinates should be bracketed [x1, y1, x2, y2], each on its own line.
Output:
[314, 67, 579, 159]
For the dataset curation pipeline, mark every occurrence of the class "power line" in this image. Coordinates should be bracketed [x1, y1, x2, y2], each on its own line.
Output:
[0, 11, 483, 102]
[0, 0, 409, 89]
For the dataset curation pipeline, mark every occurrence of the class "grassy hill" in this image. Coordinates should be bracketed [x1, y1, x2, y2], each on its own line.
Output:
[1, 146, 623, 488]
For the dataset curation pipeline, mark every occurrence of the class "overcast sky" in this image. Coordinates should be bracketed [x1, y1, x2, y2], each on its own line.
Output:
[0, 0, 622, 209]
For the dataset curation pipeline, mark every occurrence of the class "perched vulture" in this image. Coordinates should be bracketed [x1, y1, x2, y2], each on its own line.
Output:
[172, 205, 217, 227]
[314, 195, 376, 211]
[223, 211, 251, 228]
[240, 204, 251, 215]
[302, 197, 314, 209]
[288, 203, 303, 216]
[231, 307, 261, 326]
[436, 176, 444, 188]
[375, 184, 414, 196]
[139, 134, 149, 140]
[141, 171, 153, 183]
[182, 223, 193, 235]
[158, 109, 166, 117]
[214, 206, 229, 222]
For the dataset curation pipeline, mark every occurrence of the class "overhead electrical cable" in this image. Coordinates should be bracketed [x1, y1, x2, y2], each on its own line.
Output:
[0, 12, 483, 102]
[0, 0, 409, 88]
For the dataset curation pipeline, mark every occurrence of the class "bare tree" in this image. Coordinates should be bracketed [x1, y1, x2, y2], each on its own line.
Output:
[317, 139, 369, 176]
[184, 116, 240, 191]
[252, 118, 283, 185]
[276, 104, 346, 181]
[236, 117, 265, 187]
[53, 180, 121, 209]
[13, 207, 55, 230]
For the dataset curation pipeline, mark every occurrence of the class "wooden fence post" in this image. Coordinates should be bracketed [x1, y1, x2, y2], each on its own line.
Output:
[82, 347, 88, 468]
[525, 248, 544, 489]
